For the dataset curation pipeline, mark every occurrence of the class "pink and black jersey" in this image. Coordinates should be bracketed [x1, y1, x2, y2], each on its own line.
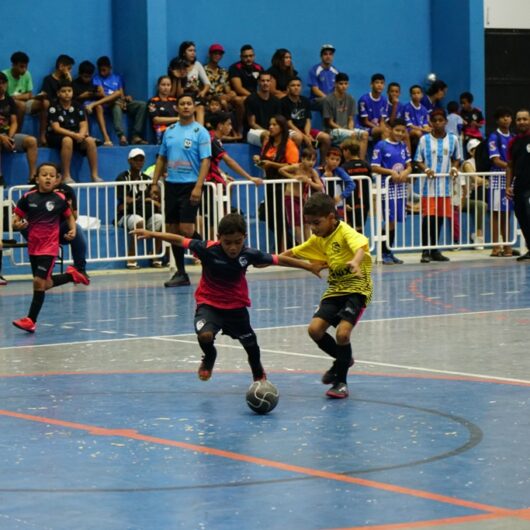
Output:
[14, 190, 71, 256]
[183, 238, 279, 309]
[207, 131, 227, 186]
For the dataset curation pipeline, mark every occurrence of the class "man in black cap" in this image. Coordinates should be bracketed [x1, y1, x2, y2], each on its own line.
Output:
[307, 44, 340, 111]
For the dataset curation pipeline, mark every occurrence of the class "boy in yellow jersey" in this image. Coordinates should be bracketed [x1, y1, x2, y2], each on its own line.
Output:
[282, 192, 373, 398]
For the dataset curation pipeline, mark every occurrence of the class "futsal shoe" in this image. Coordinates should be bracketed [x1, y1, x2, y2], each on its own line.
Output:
[516, 251, 530, 261]
[66, 265, 90, 285]
[321, 358, 354, 385]
[12, 317, 36, 333]
[164, 272, 190, 288]
[390, 253, 404, 264]
[326, 382, 349, 399]
[382, 253, 395, 265]
[198, 357, 215, 381]
[420, 251, 431, 263]
[0, 274, 7, 286]
[430, 250, 449, 262]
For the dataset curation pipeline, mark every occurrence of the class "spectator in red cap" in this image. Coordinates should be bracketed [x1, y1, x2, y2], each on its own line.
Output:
[205, 43, 236, 113]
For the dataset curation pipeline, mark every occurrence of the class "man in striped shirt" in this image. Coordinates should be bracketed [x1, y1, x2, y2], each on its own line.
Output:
[415, 109, 461, 263]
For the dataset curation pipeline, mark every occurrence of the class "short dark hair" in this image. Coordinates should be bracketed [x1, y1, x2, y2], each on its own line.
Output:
[388, 82, 400, 91]
[57, 80, 73, 91]
[240, 44, 253, 54]
[430, 108, 447, 120]
[327, 147, 342, 158]
[390, 118, 407, 128]
[78, 60, 95, 76]
[371, 73, 385, 83]
[494, 106, 512, 121]
[303, 192, 337, 217]
[209, 112, 231, 129]
[96, 56, 112, 69]
[447, 100, 459, 114]
[301, 147, 317, 159]
[258, 70, 271, 79]
[427, 80, 447, 96]
[176, 91, 195, 104]
[409, 84, 422, 94]
[287, 76, 302, 85]
[218, 213, 247, 236]
[460, 91, 473, 103]
[208, 95, 222, 105]
[340, 139, 361, 157]
[56, 54, 75, 69]
[10, 51, 29, 64]
[335, 72, 349, 83]
[36, 162, 60, 176]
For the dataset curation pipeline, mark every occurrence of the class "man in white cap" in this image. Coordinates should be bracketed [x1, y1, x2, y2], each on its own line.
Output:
[116, 148, 163, 269]
[307, 44, 339, 111]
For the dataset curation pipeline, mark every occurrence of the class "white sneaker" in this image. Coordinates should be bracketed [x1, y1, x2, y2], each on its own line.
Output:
[472, 233, 485, 250]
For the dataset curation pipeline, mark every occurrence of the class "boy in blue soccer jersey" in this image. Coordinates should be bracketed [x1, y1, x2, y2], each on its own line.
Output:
[404, 85, 431, 154]
[282, 193, 373, 399]
[371, 118, 412, 264]
[132, 213, 323, 383]
[358, 73, 389, 141]
[488, 106, 516, 257]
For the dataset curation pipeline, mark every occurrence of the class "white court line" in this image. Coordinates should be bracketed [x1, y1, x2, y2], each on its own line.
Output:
[480, 292, 495, 296]
[153, 336, 530, 385]
[161, 315, 178, 318]
[397, 298, 416, 302]
[1, 306, 530, 352]
[506, 290, 520, 294]
[284, 306, 301, 309]
[453, 294, 468, 298]
[129, 316, 148, 320]
[255, 308, 272, 312]
[97, 319, 116, 322]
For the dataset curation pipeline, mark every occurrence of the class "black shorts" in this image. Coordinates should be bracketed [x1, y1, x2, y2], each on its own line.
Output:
[46, 133, 87, 154]
[194, 304, 255, 341]
[30, 255, 56, 280]
[165, 182, 201, 224]
[314, 293, 366, 327]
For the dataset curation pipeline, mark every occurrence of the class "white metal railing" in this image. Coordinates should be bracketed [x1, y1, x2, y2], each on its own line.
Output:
[2, 171, 524, 267]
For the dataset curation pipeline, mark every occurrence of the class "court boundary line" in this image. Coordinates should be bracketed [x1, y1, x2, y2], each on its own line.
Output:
[0, 407, 519, 522]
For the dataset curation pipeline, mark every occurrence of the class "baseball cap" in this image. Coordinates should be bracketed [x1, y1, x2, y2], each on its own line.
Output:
[320, 44, 336, 53]
[209, 43, 225, 54]
[128, 148, 146, 159]
[467, 139, 481, 152]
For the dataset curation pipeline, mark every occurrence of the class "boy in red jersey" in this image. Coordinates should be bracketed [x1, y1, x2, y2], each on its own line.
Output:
[12, 162, 89, 332]
[132, 213, 322, 381]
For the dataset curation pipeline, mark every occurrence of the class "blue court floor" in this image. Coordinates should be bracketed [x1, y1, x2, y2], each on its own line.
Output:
[0, 259, 529, 530]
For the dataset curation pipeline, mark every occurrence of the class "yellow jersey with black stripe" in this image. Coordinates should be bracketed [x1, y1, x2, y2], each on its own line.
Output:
[291, 221, 373, 304]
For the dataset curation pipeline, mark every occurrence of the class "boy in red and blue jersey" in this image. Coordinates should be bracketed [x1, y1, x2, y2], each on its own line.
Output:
[12, 162, 89, 333]
[132, 213, 322, 382]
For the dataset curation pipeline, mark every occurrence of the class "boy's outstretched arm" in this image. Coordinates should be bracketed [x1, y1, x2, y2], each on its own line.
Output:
[276, 254, 325, 278]
[130, 228, 186, 247]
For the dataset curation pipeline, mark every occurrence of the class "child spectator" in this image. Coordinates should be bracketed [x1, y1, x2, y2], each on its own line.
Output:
[268, 48, 298, 99]
[279, 147, 323, 243]
[459, 91, 485, 144]
[403, 85, 431, 155]
[46, 81, 102, 183]
[414, 109, 461, 263]
[132, 213, 322, 381]
[282, 192, 373, 398]
[93, 56, 148, 146]
[205, 97, 241, 141]
[0, 71, 38, 181]
[280, 76, 331, 160]
[39, 55, 75, 102]
[488, 106, 515, 257]
[317, 147, 356, 216]
[204, 44, 235, 111]
[307, 44, 339, 111]
[446, 100, 464, 138]
[11, 162, 89, 333]
[371, 118, 412, 264]
[228, 45, 264, 133]
[386, 82, 405, 123]
[322, 73, 368, 158]
[340, 139, 372, 229]
[245, 72, 281, 147]
[358, 73, 389, 141]
[2, 51, 48, 146]
[421, 79, 447, 115]
[147, 75, 178, 144]
[72, 60, 113, 146]
[116, 148, 163, 269]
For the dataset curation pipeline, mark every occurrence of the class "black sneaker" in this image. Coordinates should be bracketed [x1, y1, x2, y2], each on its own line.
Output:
[198, 356, 215, 381]
[420, 251, 431, 263]
[430, 250, 449, 262]
[0, 274, 7, 286]
[516, 251, 530, 262]
[326, 382, 349, 399]
[164, 272, 191, 288]
[321, 358, 354, 385]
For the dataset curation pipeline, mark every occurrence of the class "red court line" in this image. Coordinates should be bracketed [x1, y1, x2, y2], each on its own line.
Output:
[0, 368, 529, 387]
[0, 408, 514, 517]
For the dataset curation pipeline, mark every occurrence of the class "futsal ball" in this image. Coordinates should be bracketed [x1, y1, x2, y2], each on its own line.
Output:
[246, 380, 279, 414]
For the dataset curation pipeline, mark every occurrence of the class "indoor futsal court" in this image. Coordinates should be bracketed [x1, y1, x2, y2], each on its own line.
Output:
[0, 256, 529, 530]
